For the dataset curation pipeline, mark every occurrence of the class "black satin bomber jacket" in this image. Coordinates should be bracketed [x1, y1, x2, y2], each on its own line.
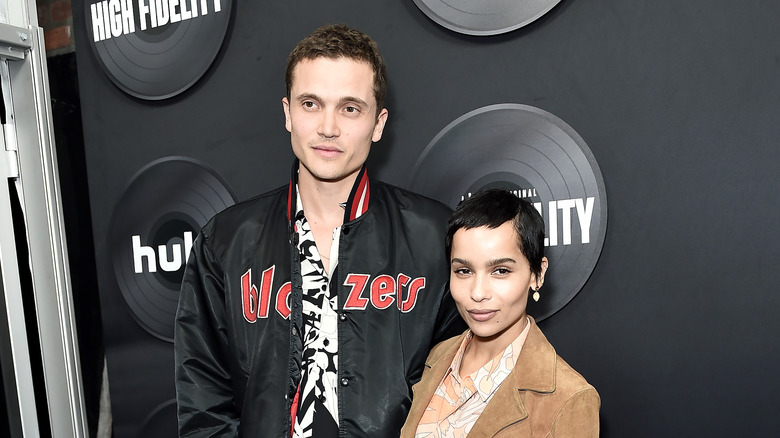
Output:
[175, 164, 465, 437]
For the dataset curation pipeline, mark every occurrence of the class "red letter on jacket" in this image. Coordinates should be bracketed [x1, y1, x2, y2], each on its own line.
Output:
[242, 269, 258, 322]
[276, 282, 292, 319]
[400, 277, 425, 313]
[371, 274, 396, 310]
[344, 274, 370, 310]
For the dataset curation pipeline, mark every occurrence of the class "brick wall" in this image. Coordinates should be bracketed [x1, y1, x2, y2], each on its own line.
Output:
[37, 0, 74, 56]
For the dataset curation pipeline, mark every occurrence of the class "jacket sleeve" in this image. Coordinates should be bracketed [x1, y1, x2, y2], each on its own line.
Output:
[175, 231, 239, 437]
[430, 281, 467, 346]
[550, 387, 601, 437]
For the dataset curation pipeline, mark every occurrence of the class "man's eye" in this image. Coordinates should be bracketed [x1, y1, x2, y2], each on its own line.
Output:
[344, 106, 358, 113]
[303, 101, 316, 109]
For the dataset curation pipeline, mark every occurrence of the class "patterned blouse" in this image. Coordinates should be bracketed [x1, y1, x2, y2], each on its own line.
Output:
[414, 318, 531, 438]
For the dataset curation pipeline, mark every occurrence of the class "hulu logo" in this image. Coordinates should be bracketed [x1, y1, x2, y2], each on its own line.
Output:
[132, 231, 193, 274]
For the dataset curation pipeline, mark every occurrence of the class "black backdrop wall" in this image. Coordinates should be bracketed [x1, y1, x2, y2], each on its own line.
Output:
[72, 1, 780, 436]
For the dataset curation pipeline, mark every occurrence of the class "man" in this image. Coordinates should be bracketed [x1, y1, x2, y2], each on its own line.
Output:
[175, 24, 464, 437]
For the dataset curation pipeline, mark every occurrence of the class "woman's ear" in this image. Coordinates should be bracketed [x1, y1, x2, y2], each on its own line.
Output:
[536, 257, 549, 289]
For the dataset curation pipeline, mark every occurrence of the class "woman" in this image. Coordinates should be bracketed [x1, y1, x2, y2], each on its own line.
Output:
[401, 189, 600, 437]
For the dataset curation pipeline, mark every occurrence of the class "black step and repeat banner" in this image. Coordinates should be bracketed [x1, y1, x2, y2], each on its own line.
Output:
[72, 1, 780, 436]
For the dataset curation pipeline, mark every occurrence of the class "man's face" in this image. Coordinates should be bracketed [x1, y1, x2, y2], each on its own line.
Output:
[282, 57, 388, 184]
[449, 222, 547, 347]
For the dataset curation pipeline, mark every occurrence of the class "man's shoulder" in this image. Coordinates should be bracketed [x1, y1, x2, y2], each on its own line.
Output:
[200, 184, 288, 239]
[372, 180, 452, 221]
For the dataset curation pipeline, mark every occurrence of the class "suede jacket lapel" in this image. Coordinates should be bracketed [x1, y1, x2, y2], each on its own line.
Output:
[401, 318, 558, 438]
[468, 317, 557, 437]
[401, 335, 462, 437]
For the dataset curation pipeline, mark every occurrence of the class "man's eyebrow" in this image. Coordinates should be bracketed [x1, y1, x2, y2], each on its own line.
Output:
[295, 93, 320, 102]
[294, 93, 369, 108]
[338, 96, 369, 107]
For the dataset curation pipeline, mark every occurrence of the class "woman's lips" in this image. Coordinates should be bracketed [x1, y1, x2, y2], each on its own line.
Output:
[467, 310, 497, 322]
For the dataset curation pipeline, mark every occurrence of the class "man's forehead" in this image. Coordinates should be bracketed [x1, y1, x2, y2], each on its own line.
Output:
[290, 57, 376, 104]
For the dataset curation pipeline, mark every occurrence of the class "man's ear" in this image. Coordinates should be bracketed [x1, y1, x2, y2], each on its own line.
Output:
[282, 97, 292, 133]
[372, 108, 389, 142]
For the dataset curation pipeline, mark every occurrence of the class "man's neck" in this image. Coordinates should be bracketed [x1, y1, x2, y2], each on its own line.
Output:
[297, 169, 358, 228]
[297, 168, 358, 270]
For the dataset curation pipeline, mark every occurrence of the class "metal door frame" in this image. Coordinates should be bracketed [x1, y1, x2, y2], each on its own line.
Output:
[0, 1, 88, 436]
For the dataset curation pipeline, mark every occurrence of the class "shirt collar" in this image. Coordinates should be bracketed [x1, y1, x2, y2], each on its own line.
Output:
[286, 160, 371, 224]
[449, 317, 532, 401]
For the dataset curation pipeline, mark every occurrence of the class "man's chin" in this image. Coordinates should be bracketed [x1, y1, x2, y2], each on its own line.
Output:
[299, 164, 361, 186]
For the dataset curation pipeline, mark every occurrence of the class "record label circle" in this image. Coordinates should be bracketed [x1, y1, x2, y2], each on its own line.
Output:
[109, 157, 236, 341]
[413, 0, 562, 36]
[85, 0, 233, 100]
[411, 104, 607, 320]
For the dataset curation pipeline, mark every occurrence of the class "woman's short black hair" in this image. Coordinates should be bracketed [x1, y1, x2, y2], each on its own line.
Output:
[445, 189, 546, 278]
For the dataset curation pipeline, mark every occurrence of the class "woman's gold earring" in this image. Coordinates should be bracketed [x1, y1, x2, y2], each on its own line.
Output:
[532, 287, 540, 302]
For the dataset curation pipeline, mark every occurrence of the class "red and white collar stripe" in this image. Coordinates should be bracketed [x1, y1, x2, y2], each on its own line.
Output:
[286, 161, 371, 223]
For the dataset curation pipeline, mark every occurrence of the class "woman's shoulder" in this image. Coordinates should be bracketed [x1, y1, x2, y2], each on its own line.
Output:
[554, 354, 600, 401]
[425, 330, 468, 366]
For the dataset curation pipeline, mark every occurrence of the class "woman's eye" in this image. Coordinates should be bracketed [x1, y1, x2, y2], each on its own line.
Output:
[454, 268, 471, 275]
[494, 268, 510, 275]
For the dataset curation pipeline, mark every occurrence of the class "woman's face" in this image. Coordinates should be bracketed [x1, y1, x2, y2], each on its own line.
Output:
[449, 222, 547, 347]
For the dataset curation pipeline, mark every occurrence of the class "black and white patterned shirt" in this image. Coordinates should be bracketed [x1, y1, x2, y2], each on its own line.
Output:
[292, 189, 340, 438]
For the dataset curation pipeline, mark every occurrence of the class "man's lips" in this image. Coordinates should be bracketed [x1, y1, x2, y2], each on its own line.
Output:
[467, 309, 497, 322]
[312, 145, 342, 158]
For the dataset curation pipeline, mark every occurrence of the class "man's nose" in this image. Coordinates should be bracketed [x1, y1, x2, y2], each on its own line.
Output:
[318, 109, 340, 138]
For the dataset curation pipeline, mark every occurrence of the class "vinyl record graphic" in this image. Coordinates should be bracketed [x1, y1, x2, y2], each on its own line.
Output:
[413, 0, 562, 35]
[109, 157, 236, 341]
[411, 104, 607, 320]
[85, 0, 233, 100]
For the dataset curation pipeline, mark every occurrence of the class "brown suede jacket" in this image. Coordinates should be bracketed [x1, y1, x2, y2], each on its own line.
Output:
[400, 317, 600, 437]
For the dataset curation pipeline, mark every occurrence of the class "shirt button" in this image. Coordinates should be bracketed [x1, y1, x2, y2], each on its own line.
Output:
[338, 313, 347, 322]
[342, 226, 350, 235]
[340, 378, 349, 387]
[319, 395, 326, 403]
[292, 326, 298, 336]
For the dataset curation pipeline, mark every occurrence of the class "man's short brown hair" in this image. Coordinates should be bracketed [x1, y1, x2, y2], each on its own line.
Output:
[286, 24, 387, 113]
